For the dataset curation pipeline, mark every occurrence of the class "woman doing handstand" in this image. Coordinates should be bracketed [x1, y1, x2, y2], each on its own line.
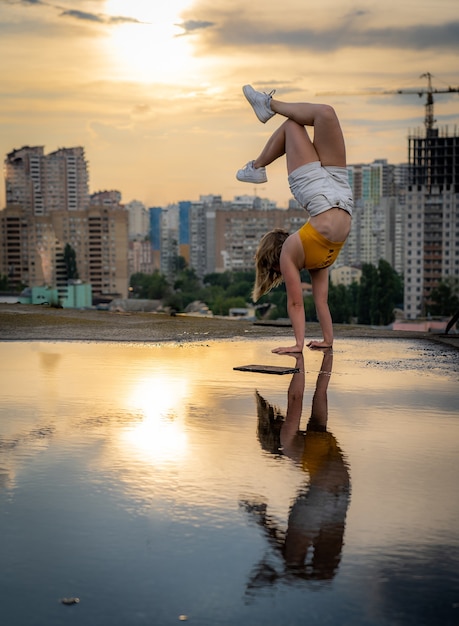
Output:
[236, 85, 354, 353]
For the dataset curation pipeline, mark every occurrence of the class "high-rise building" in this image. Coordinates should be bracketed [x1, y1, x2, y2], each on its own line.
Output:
[4, 146, 45, 215]
[214, 203, 306, 273]
[159, 204, 179, 282]
[345, 160, 406, 270]
[44, 147, 89, 212]
[0, 204, 129, 299]
[4, 146, 89, 215]
[126, 199, 150, 240]
[176, 196, 222, 279]
[154, 196, 308, 278]
[1, 146, 128, 299]
[128, 240, 154, 276]
[403, 126, 459, 319]
[178, 200, 191, 266]
[90, 190, 122, 208]
[149, 207, 162, 271]
[189, 196, 221, 279]
[0, 207, 30, 288]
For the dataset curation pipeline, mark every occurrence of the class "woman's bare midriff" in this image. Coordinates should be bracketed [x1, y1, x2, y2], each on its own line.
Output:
[309, 207, 351, 242]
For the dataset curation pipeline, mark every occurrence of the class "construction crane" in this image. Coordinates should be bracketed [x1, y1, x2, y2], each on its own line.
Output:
[319, 72, 459, 135]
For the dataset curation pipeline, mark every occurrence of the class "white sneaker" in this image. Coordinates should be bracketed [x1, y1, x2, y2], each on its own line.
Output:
[242, 85, 275, 123]
[236, 161, 268, 183]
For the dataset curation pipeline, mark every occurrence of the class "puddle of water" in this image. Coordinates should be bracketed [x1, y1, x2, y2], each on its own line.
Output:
[0, 338, 458, 626]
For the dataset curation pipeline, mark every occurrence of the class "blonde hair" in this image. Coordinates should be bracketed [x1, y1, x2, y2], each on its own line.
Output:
[255, 391, 285, 454]
[252, 229, 289, 301]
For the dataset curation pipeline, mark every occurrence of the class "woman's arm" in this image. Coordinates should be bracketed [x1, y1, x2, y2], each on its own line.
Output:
[308, 268, 333, 348]
[272, 247, 305, 354]
[280, 354, 305, 460]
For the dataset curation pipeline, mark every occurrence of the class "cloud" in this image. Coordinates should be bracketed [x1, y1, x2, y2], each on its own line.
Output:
[59, 9, 145, 25]
[199, 16, 459, 52]
[11, 1, 147, 26]
[175, 19, 215, 35]
[59, 9, 105, 23]
[11, 0, 54, 7]
[105, 15, 147, 25]
[346, 9, 368, 18]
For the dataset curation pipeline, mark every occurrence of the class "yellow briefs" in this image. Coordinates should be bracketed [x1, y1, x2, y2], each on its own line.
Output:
[298, 221, 345, 270]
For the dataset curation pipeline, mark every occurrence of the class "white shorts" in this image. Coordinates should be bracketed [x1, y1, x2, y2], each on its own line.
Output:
[288, 161, 353, 217]
[288, 485, 350, 533]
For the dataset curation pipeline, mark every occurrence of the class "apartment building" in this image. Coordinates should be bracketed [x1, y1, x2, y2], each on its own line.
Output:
[0, 205, 129, 298]
[126, 199, 150, 240]
[159, 204, 179, 282]
[188, 196, 220, 279]
[403, 127, 459, 318]
[149, 206, 162, 272]
[330, 265, 362, 286]
[45, 147, 89, 212]
[5, 146, 45, 216]
[5, 146, 89, 215]
[2, 146, 128, 299]
[155, 194, 363, 279]
[128, 240, 154, 276]
[345, 160, 407, 271]
[214, 203, 306, 273]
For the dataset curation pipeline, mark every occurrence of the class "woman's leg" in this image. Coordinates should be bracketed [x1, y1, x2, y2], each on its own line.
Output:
[252, 104, 346, 172]
[243, 86, 346, 166]
[270, 100, 346, 167]
[252, 123, 287, 169]
[254, 119, 318, 174]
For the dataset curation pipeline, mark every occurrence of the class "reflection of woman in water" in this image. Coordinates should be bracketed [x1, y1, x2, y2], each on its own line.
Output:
[241, 349, 350, 588]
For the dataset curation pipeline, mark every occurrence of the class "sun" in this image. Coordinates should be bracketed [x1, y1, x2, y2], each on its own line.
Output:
[104, 0, 196, 83]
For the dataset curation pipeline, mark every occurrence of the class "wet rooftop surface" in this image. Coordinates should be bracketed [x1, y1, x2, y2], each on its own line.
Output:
[1, 337, 458, 626]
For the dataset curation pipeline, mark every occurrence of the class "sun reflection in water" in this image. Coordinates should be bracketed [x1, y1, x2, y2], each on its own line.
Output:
[123, 376, 189, 465]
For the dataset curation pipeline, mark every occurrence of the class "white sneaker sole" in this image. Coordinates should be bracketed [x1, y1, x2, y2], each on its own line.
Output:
[236, 168, 267, 184]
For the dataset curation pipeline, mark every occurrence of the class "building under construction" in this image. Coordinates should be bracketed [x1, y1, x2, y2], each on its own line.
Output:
[404, 88, 459, 318]
[408, 127, 459, 190]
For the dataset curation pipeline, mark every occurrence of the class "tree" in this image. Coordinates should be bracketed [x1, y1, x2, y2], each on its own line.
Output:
[130, 271, 170, 299]
[0, 274, 9, 291]
[375, 259, 403, 325]
[226, 280, 252, 300]
[429, 278, 459, 316]
[173, 267, 201, 293]
[233, 270, 256, 284]
[357, 264, 379, 325]
[303, 294, 317, 322]
[329, 282, 352, 323]
[211, 296, 247, 316]
[63, 243, 78, 280]
[347, 281, 360, 319]
[267, 289, 288, 319]
[204, 272, 232, 290]
[356, 261, 402, 326]
[172, 255, 187, 274]
[202, 284, 225, 307]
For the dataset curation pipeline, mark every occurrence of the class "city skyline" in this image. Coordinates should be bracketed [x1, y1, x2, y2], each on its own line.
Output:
[1, 0, 458, 209]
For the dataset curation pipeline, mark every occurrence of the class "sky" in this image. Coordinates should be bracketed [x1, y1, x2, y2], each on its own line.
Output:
[1, 0, 458, 209]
